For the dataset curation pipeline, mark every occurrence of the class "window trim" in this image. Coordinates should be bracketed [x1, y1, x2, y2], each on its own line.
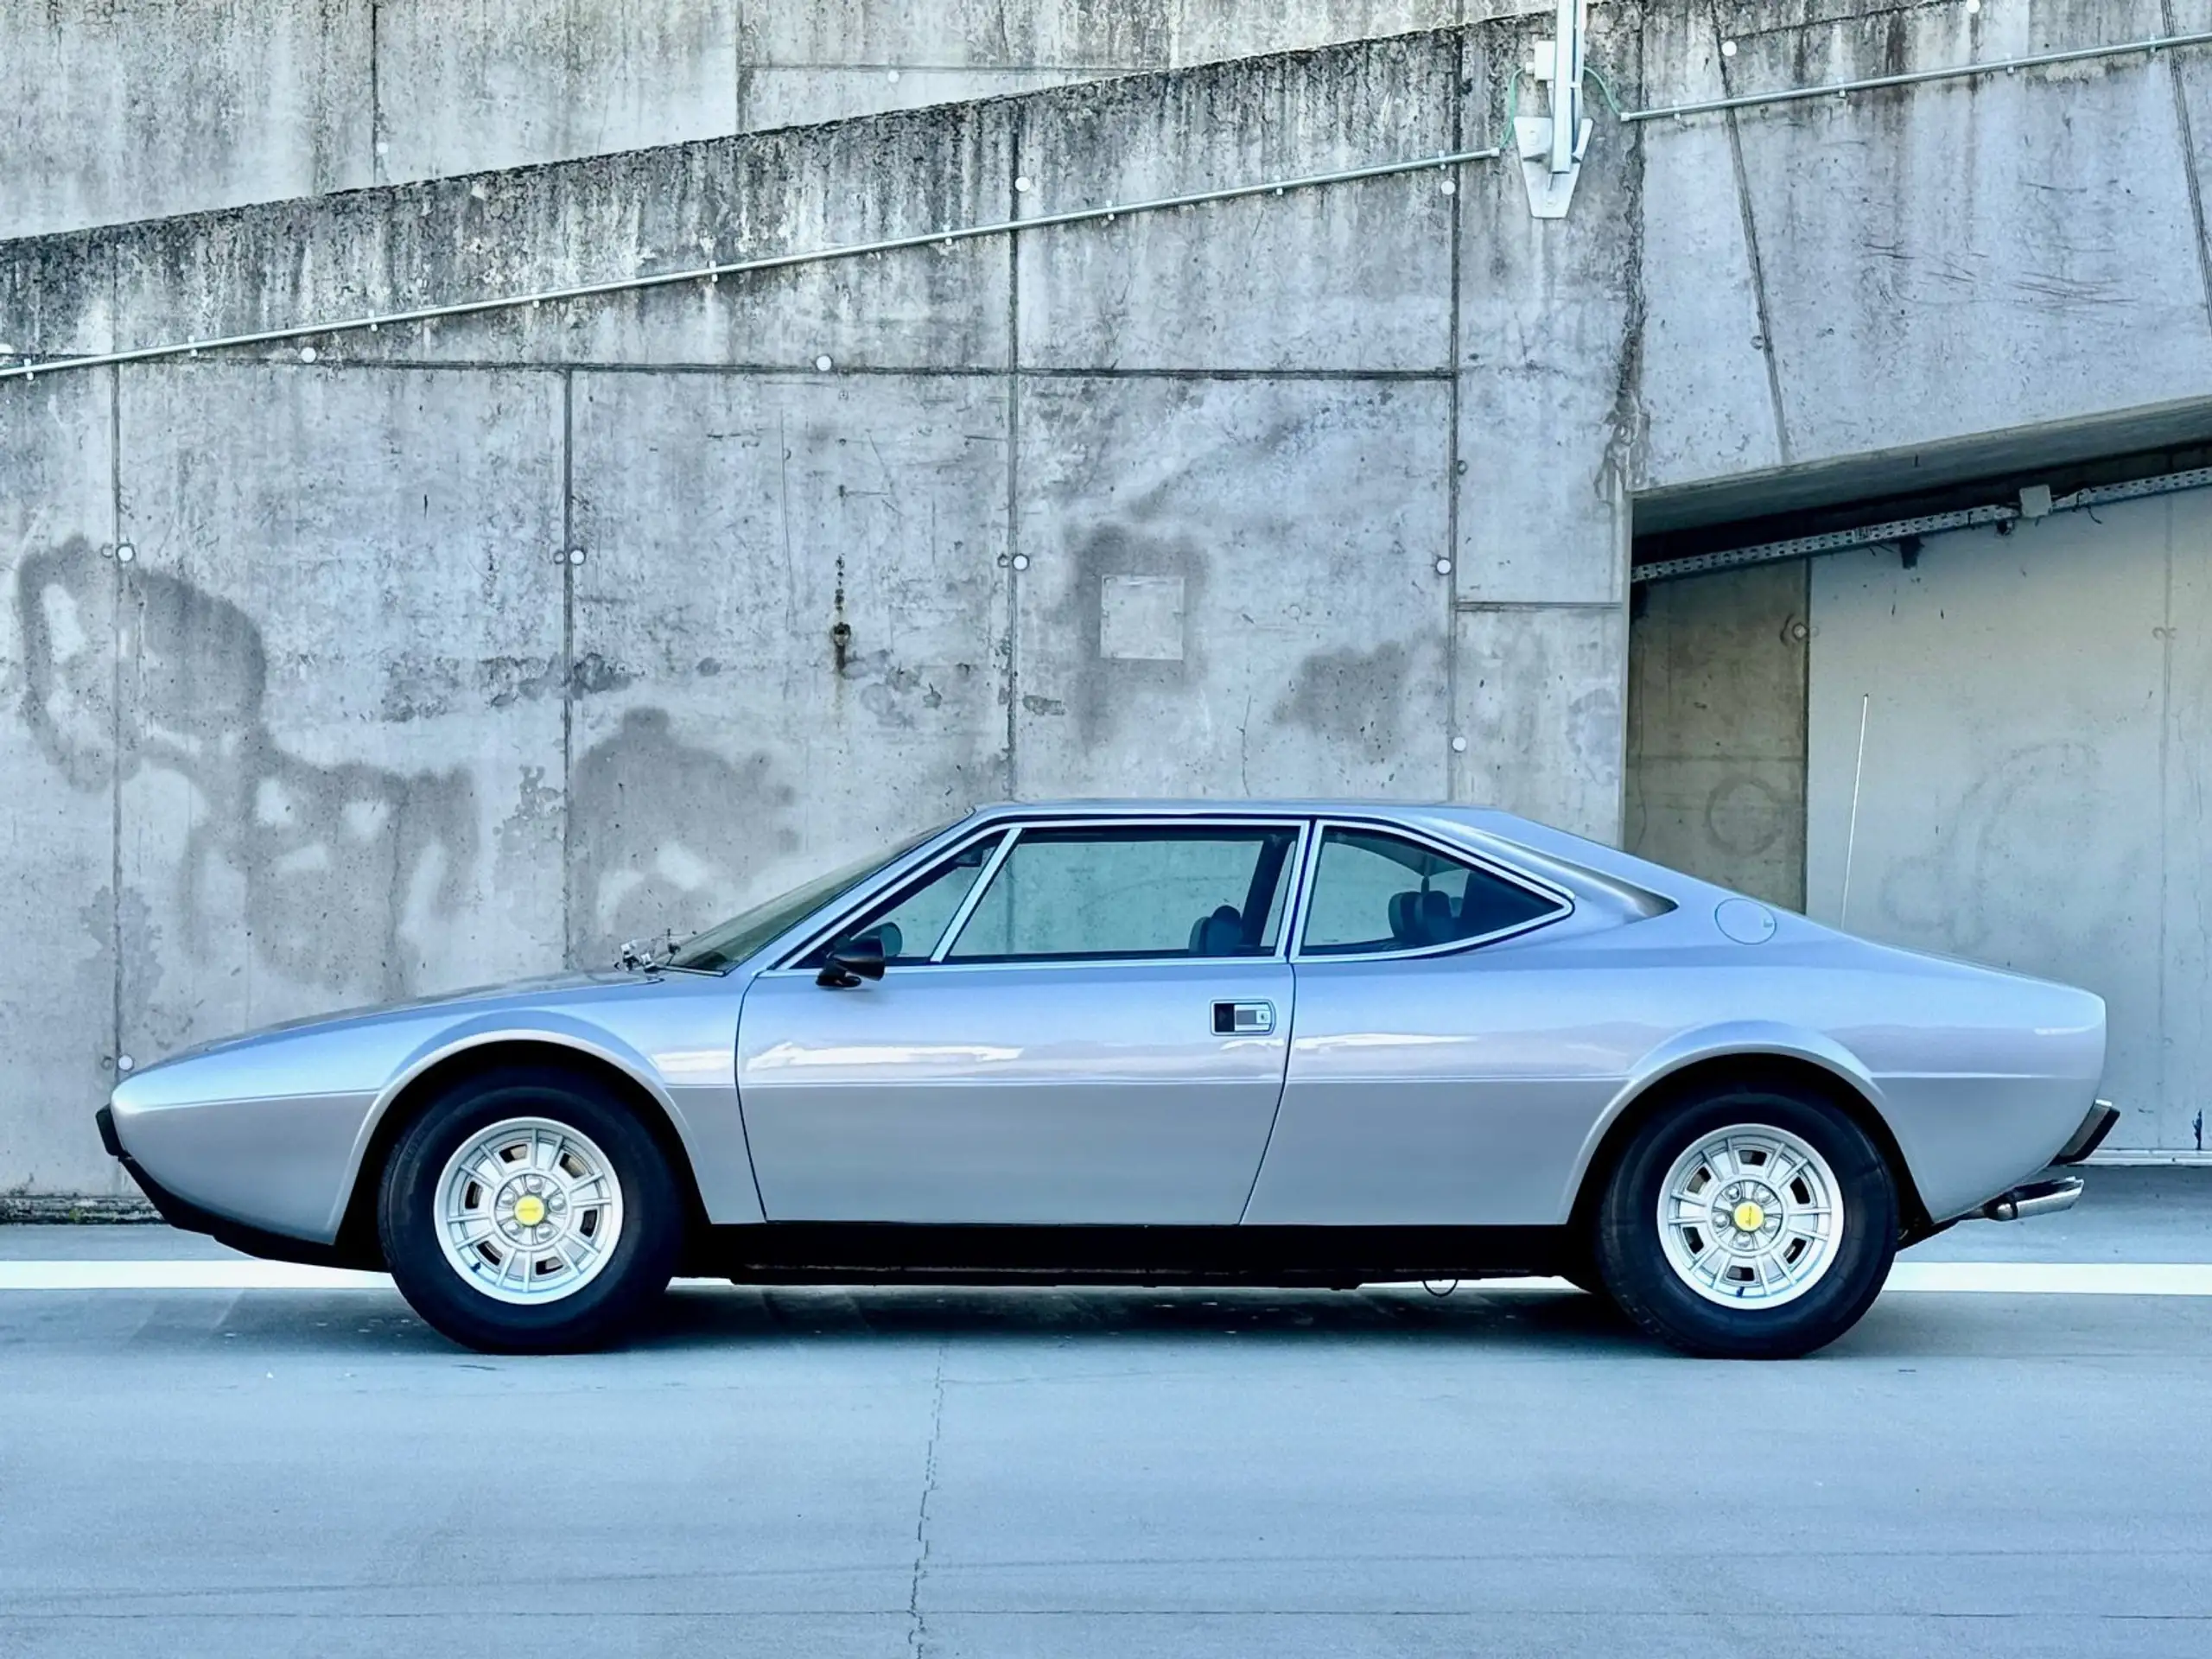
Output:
[772, 822, 1010, 973]
[928, 826, 1020, 961]
[1286, 817, 1573, 963]
[767, 814, 1311, 976]
[782, 826, 1011, 971]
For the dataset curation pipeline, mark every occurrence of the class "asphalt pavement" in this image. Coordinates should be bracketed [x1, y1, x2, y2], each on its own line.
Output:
[3, 1167, 2209, 1657]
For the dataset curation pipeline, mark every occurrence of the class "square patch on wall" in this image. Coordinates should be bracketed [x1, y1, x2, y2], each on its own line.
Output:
[1099, 574, 1185, 662]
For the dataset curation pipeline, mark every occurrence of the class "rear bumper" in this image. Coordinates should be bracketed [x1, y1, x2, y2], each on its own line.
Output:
[95, 1105, 372, 1271]
[2052, 1099, 2120, 1166]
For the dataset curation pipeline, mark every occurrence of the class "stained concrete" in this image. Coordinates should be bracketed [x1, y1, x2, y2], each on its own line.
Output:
[372, 0, 742, 189]
[567, 371, 1013, 962]
[0, 0, 1504, 242]
[110, 366, 569, 1071]
[1453, 604, 1627, 838]
[1454, 21, 1640, 607]
[1642, 0, 2212, 486]
[1624, 561, 1808, 910]
[1805, 491, 2210, 1154]
[0, 378, 120, 1199]
[97, 105, 1018, 373]
[1013, 376, 1453, 798]
[0, 0, 373, 243]
[1633, 3, 1786, 484]
[1015, 32, 1458, 371]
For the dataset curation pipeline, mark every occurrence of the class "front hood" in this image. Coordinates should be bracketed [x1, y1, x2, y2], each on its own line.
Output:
[136, 969, 642, 1075]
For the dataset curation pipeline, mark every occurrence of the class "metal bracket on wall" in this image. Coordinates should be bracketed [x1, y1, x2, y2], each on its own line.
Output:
[1516, 0, 1593, 219]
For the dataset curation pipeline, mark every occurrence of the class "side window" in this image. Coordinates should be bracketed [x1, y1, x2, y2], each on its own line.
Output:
[800, 832, 1004, 967]
[945, 825, 1300, 962]
[1299, 827, 1561, 957]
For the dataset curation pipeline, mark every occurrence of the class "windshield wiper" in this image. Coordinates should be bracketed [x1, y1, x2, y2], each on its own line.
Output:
[616, 931, 675, 972]
[616, 931, 720, 976]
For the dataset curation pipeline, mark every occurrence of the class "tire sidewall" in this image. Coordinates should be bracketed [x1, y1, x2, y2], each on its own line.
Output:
[1598, 1088, 1898, 1359]
[378, 1068, 681, 1353]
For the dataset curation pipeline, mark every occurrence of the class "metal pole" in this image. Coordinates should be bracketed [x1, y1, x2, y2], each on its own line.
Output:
[1550, 0, 1584, 175]
[1840, 693, 1871, 931]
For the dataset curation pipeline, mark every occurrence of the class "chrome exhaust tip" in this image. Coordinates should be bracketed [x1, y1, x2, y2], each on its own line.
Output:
[1980, 1175, 2085, 1223]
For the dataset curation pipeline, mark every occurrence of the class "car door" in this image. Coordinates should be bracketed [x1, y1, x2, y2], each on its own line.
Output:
[735, 817, 1305, 1224]
[1242, 820, 1588, 1227]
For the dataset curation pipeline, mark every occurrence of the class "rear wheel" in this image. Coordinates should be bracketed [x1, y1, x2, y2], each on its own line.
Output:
[1594, 1084, 1898, 1358]
[378, 1066, 681, 1353]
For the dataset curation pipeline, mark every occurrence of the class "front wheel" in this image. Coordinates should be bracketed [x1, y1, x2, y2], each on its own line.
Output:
[1594, 1085, 1898, 1358]
[378, 1066, 683, 1353]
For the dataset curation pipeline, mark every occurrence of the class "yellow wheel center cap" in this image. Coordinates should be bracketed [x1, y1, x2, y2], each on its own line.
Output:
[1733, 1199, 1767, 1232]
[513, 1194, 547, 1228]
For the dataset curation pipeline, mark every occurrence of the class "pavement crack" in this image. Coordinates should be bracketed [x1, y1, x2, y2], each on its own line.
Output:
[907, 1339, 947, 1657]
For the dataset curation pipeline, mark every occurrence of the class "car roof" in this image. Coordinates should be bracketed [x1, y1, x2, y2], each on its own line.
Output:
[959, 800, 1690, 912]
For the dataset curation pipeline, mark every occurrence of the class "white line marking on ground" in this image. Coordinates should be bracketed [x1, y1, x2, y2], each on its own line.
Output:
[2, 1261, 2212, 1294]
[0, 1261, 391, 1290]
[1886, 1260, 2212, 1295]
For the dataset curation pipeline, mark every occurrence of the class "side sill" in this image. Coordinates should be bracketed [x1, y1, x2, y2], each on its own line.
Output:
[688, 1223, 1571, 1287]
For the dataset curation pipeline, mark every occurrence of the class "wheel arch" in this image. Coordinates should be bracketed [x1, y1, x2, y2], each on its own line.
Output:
[1565, 1044, 1933, 1249]
[331, 1036, 712, 1267]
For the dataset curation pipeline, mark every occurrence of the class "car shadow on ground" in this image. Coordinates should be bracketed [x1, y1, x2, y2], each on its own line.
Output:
[16, 1277, 2186, 1363]
[639, 1281, 1649, 1351]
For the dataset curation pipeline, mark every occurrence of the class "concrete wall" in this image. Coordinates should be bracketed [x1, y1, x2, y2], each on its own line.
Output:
[0, 0, 1538, 241]
[1804, 489, 2212, 1155]
[1624, 563, 1807, 911]
[11, 0, 2212, 1199]
[1637, 0, 2212, 501]
[0, 20, 1639, 1198]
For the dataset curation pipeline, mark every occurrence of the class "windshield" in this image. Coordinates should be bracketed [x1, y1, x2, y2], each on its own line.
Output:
[664, 821, 957, 973]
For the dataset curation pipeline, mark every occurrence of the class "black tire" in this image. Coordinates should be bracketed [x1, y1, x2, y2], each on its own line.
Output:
[378, 1065, 683, 1354]
[1594, 1084, 1898, 1359]
[1554, 1245, 1615, 1304]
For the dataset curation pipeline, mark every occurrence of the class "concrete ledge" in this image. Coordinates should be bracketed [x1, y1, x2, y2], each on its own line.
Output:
[0, 1193, 160, 1225]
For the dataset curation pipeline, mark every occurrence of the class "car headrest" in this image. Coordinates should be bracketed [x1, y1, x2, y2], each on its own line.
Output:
[1417, 889, 1453, 942]
[1387, 891, 1422, 944]
[1189, 904, 1243, 956]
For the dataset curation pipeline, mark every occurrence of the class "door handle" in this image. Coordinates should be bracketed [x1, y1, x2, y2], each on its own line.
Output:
[1211, 1001, 1275, 1035]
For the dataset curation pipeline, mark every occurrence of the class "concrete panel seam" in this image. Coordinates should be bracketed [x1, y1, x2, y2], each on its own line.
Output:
[369, 0, 385, 188]
[1713, 10, 1791, 467]
[2160, 1, 2212, 341]
[107, 360, 122, 1137]
[1005, 120, 1022, 800]
[560, 368, 576, 969]
[1446, 29, 1466, 799]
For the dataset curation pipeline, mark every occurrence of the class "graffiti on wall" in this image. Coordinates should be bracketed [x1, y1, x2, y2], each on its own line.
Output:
[568, 705, 798, 964]
[17, 537, 477, 1002]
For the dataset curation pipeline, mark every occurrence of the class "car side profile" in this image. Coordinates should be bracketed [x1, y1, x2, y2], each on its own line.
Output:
[99, 801, 2114, 1357]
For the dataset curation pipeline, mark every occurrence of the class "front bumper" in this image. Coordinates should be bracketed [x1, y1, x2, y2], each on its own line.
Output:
[95, 1105, 371, 1270]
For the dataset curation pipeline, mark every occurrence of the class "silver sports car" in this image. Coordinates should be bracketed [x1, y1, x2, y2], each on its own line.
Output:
[99, 800, 2113, 1357]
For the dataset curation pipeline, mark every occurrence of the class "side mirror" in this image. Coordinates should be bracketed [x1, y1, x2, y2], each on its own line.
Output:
[816, 935, 887, 988]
